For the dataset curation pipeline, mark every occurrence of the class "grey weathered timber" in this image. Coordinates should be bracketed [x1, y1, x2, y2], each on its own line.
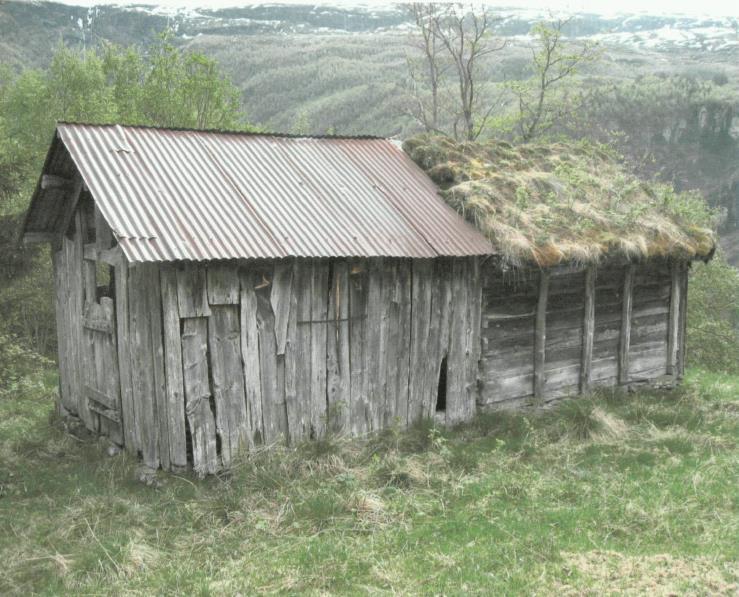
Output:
[114, 260, 138, 453]
[394, 261, 413, 427]
[181, 317, 218, 476]
[580, 267, 595, 393]
[240, 270, 265, 446]
[408, 259, 433, 422]
[446, 259, 470, 423]
[534, 270, 549, 404]
[326, 261, 351, 433]
[177, 264, 211, 318]
[348, 259, 367, 436]
[271, 261, 293, 356]
[160, 267, 188, 469]
[618, 265, 635, 385]
[255, 274, 282, 444]
[147, 265, 170, 471]
[310, 261, 330, 436]
[69, 212, 91, 428]
[666, 260, 681, 377]
[128, 264, 160, 468]
[209, 305, 250, 465]
[364, 259, 384, 431]
[94, 205, 113, 252]
[41, 174, 74, 191]
[96, 298, 122, 444]
[52, 245, 73, 416]
[677, 263, 689, 378]
[380, 261, 397, 426]
[289, 263, 312, 441]
[207, 263, 240, 305]
[283, 263, 301, 443]
[56, 174, 84, 241]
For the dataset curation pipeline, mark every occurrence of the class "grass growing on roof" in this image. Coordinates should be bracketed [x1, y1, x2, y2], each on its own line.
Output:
[404, 134, 717, 267]
[1, 365, 738, 594]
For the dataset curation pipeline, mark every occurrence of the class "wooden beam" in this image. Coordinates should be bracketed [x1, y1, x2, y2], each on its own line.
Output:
[677, 262, 689, 379]
[667, 260, 681, 377]
[22, 232, 57, 245]
[56, 173, 84, 239]
[580, 266, 595, 394]
[618, 264, 635, 385]
[533, 270, 549, 405]
[41, 174, 74, 191]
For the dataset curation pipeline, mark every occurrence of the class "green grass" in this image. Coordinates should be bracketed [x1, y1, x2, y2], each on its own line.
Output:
[1, 369, 737, 595]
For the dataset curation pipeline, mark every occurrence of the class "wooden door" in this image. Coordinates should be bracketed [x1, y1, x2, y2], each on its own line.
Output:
[82, 297, 123, 445]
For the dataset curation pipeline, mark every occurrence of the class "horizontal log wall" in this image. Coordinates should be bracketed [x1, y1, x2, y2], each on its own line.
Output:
[117, 256, 480, 474]
[479, 260, 684, 410]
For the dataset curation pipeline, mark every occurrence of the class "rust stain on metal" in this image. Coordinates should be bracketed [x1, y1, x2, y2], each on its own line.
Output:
[31, 123, 493, 262]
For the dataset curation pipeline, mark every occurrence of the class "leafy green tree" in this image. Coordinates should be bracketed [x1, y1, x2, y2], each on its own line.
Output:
[0, 36, 251, 356]
[512, 19, 599, 142]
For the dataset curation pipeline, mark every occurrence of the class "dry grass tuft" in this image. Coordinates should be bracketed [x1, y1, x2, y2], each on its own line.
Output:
[404, 134, 717, 267]
[554, 550, 738, 595]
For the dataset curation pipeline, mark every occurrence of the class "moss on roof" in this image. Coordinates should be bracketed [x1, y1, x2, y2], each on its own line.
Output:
[404, 134, 716, 267]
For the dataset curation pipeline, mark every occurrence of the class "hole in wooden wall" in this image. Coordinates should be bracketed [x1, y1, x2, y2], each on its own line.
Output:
[436, 356, 447, 412]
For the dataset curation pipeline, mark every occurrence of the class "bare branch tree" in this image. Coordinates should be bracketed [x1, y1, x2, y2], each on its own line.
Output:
[405, 3, 506, 141]
[514, 18, 600, 141]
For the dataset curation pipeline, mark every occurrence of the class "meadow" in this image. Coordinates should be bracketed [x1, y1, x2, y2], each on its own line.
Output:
[1, 367, 736, 594]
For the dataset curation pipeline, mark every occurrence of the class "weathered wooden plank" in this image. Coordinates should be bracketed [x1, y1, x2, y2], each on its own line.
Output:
[84, 384, 117, 410]
[181, 317, 218, 476]
[677, 263, 689, 378]
[160, 267, 188, 469]
[271, 261, 293, 355]
[283, 262, 300, 443]
[176, 264, 211, 318]
[394, 260, 413, 427]
[56, 173, 84, 239]
[96, 298, 122, 444]
[82, 311, 113, 334]
[408, 259, 433, 423]
[52, 245, 74, 416]
[447, 259, 474, 424]
[326, 260, 351, 433]
[145, 265, 170, 471]
[42, 173, 74, 191]
[618, 265, 635, 385]
[666, 260, 681, 377]
[128, 264, 160, 469]
[209, 305, 250, 465]
[206, 263, 240, 305]
[87, 402, 121, 424]
[533, 270, 549, 404]
[310, 261, 330, 437]
[290, 262, 313, 441]
[94, 204, 114, 252]
[239, 269, 265, 446]
[580, 266, 595, 393]
[348, 259, 368, 436]
[114, 260, 138, 454]
[69, 211, 92, 429]
[380, 260, 397, 427]
[467, 257, 483, 411]
[255, 272, 282, 444]
[423, 260, 444, 420]
[364, 259, 384, 431]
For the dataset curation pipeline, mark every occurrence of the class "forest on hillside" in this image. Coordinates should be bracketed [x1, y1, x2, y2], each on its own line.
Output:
[0, 2, 737, 379]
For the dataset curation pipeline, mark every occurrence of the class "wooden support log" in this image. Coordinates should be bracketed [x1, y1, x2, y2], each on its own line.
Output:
[533, 270, 549, 405]
[160, 267, 188, 469]
[677, 263, 689, 378]
[114, 260, 138, 454]
[23, 231, 57, 245]
[666, 260, 681, 377]
[41, 174, 74, 191]
[580, 266, 595, 393]
[618, 264, 635, 385]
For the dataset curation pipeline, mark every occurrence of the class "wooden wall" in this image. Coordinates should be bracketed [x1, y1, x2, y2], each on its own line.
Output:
[113, 256, 481, 474]
[478, 260, 688, 410]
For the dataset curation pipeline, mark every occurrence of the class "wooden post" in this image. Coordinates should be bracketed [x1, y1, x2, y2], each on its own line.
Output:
[114, 260, 138, 453]
[618, 264, 635, 385]
[677, 262, 689, 378]
[580, 266, 595, 394]
[667, 260, 681, 377]
[533, 270, 549, 404]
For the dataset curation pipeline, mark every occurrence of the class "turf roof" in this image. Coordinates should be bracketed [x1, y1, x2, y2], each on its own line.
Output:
[404, 134, 716, 268]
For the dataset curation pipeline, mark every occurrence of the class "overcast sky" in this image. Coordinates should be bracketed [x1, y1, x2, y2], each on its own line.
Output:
[50, 0, 739, 18]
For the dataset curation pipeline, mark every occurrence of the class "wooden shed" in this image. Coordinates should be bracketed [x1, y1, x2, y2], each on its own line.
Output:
[21, 124, 715, 475]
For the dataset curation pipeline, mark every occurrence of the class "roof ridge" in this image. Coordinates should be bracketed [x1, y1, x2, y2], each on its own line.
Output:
[56, 121, 387, 141]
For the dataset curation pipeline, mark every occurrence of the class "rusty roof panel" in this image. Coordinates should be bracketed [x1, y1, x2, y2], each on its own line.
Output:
[41, 123, 492, 262]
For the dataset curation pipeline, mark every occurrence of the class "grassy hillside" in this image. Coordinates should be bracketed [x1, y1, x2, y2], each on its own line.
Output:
[1, 364, 737, 594]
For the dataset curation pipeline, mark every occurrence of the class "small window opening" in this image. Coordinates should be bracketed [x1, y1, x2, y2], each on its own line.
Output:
[436, 356, 448, 412]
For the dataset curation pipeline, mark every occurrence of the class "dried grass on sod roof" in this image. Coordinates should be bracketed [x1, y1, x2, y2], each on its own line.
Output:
[404, 134, 716, 267]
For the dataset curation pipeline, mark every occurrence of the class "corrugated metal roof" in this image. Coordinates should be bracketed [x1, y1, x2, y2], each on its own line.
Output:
[29, 123, 493, 262]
